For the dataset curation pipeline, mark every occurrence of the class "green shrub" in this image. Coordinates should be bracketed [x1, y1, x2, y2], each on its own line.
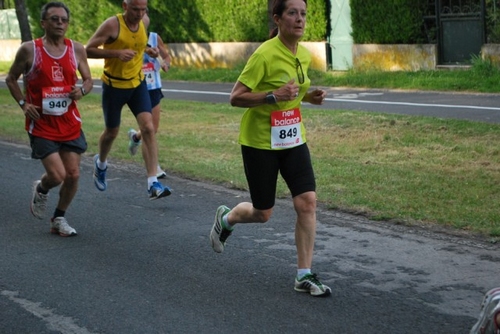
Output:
[23, 0, 327, 43]
[351, 0, 428, 44]
[26, 0, 121, 41]
[8, 0, 500, 45]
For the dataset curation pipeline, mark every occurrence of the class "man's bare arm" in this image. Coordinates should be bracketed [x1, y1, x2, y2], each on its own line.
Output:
[6, 42, 32, 104]
[5, 41, 41, 120]
[72, 42, 93, 99]
[85, 17, 135, 61]
[157, 35, 171, 72]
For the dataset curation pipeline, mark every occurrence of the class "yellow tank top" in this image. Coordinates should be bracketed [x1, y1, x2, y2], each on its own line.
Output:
[101, 14, 146, 89]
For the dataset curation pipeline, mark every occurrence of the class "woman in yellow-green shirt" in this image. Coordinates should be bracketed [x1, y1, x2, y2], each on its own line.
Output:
[209, 0, 331, 297]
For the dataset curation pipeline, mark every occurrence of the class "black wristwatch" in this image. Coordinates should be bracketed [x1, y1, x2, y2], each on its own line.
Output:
[18, 99, 26, 107]
[265, 91, 277, 104]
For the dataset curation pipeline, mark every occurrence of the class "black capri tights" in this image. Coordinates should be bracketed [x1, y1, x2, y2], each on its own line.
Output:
[241, 143, 316, 210]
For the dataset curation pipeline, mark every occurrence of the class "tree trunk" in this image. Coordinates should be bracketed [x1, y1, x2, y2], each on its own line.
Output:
[268, 0, 275, 37]
[14, 0, 31, 42]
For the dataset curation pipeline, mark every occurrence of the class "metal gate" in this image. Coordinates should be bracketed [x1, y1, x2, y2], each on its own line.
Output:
[436, 0, 486, 64]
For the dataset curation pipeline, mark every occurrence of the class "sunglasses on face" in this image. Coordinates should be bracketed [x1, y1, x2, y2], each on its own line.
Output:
[45, 16, 70, 24]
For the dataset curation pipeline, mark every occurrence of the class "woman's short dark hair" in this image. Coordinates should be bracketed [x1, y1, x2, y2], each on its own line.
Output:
[272, 0, 307, 17]
[269, 0, 307, 38]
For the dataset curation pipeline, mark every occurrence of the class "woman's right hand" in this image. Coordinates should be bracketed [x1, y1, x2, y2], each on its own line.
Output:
[274, 79, 300, 102]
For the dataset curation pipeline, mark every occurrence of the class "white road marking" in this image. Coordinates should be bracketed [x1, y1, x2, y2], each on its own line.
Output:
[87, 84, 500, 111]
[327, 98, 500, 110]
[1, 290, 97, 334]
[162, 88, 229, 96]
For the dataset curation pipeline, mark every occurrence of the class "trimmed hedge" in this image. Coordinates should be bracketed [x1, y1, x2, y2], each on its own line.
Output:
[350, 0, 428, 44]
[24, 0, 328, 43]
[9, 1, 498, 44]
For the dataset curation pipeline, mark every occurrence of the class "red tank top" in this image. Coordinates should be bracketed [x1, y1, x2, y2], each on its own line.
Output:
[24, 38, 82, 141]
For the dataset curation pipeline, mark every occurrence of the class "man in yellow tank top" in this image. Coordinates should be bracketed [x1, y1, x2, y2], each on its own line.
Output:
[86, 0, 172, 200]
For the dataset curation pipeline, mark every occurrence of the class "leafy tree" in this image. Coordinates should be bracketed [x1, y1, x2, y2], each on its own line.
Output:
[0, 0, 15, 9]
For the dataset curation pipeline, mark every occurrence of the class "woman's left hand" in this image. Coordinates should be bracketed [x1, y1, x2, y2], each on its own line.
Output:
[307, 89, 327, 105]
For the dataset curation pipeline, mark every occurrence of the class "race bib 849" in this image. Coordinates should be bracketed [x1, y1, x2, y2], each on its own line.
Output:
[270, 108, 303, 149]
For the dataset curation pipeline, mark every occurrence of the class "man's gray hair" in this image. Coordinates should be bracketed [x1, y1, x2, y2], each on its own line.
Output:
[40, 2, 70, 20]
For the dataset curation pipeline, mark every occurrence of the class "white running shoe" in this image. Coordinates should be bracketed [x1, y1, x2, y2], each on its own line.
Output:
[470, 287, 500, 334]
[210, 205, 232, 253]
[50, 217, 77, 237]
[294, 273, 332, 297]
[31, 180, 48, 220]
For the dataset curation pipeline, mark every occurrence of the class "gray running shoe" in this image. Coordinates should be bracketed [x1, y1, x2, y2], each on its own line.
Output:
[128, 128, 141, 156]
[210, 205, 232, 253]
[470, 287, 500, 334]
[50, 217, 77, 237]
[31, 180, 48, 219]
[294, 273, 332, 297]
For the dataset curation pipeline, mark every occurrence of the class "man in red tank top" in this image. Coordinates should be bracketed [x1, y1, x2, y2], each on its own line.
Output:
[5, 2, 93, 237]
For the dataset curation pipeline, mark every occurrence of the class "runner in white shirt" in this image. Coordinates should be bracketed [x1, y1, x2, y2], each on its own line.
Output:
[127, 23, 171, 179]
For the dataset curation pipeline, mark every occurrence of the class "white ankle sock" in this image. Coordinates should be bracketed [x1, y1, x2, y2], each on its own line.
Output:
[97, 159, 107, 170]
[297, 269, 311, 279]
[222, 214, 233, 230]
[147, 176, 158, 188]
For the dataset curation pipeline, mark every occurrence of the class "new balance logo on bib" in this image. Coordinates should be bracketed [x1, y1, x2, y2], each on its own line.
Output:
[270, 108, 303, 149]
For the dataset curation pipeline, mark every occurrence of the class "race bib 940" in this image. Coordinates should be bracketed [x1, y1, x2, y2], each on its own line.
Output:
[270, 108, 303, 149]
[42, 86, 72, 116]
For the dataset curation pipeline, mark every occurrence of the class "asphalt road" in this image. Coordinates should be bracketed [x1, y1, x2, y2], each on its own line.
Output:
[156, 81, 500, 123]
[1, 80, 500, 333]
[1, 140, 499, 334]
[2, 78, 500, 123]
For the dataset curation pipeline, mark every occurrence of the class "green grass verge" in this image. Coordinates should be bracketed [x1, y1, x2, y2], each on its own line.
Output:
[0, 88, 498, 239]
[3, 57, 500, 92]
